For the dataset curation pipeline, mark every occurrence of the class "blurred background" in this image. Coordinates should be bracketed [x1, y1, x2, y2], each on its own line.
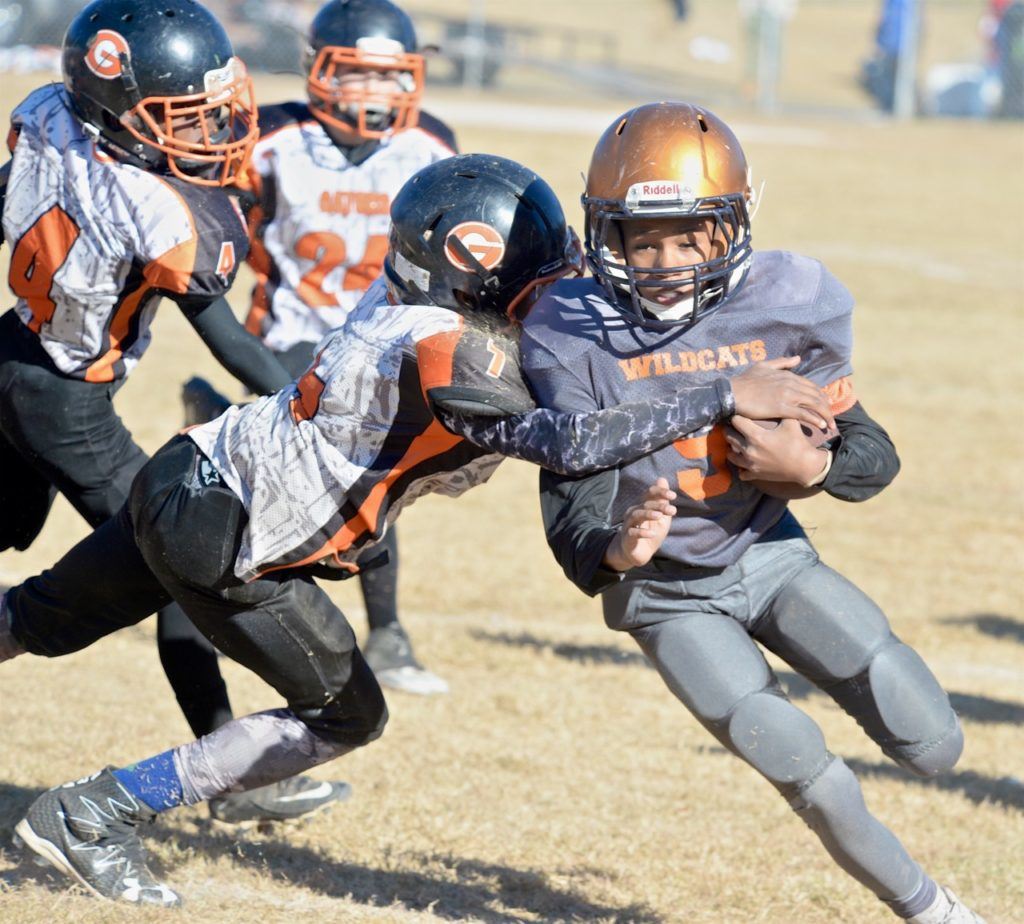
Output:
[1, 0, 1021, 120]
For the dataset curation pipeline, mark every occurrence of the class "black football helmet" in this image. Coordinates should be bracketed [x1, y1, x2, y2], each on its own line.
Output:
[62, 0, 257, 186]
[384, 154, 583, 322]
[305, 0, 423, 139]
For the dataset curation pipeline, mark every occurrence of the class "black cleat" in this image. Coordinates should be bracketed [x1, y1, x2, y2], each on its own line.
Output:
[13, 767, 180, 906]
[182, 376, 232, 427]
[208, 775, 352, 832]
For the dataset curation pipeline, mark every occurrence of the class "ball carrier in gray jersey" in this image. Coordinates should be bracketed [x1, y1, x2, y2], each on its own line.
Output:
[530, 103, 985, 924]
[0, 0, 351, 828]
[0, 153, 834, 906]
[184, 0, 459, 696]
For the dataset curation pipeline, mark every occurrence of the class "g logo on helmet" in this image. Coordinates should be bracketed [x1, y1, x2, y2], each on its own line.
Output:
[444, 222, 506, 272]
[85, 30, 131, 80]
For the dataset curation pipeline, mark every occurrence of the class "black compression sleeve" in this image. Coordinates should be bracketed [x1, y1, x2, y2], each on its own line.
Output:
[179, 296, 293, 396]
[440, 379, 733, 475]
[822, 400, 901, 502]
[539, 468, 622, 597]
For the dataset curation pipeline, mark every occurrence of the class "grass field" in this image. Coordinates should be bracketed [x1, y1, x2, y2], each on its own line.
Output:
[0, 7, 1022, 920]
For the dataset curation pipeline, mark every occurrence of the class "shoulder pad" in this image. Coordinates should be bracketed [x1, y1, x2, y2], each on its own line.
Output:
[416, 111, 458, 154]
[419, 325, 534, 418]
[258, 101, 315, 140]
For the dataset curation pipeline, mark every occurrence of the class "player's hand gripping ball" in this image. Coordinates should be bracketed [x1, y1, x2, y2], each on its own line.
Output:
[725, 417, 839, 500]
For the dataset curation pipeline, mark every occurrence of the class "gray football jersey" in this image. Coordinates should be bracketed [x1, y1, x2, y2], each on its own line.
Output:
[521, 251, 855, 568]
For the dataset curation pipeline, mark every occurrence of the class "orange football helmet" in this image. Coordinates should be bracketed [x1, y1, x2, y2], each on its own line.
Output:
[583, 102, 754, 327]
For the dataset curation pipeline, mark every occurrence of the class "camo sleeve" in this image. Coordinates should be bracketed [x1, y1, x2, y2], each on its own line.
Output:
[440, 382, 733, 475]
[421, 322, 733, 474]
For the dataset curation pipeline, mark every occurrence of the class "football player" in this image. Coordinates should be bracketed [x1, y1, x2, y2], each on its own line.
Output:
[528, 103, 986, 924]
[0, 0, 352, 827]
[0, 153, 835, 906]
[183, 0, 458, 696]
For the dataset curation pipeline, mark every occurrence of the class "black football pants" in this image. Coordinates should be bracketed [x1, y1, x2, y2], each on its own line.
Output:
[0, 310, 230, 736]
[6, 435, 387, 746]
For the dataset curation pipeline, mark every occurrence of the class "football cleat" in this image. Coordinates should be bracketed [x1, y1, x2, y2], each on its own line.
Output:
[363, 624, 449, 696]
[182, 375, 233, 427]
[208, 774, 352, 832]
[908, 886, 987, 924]
[13, 767, 180, 906]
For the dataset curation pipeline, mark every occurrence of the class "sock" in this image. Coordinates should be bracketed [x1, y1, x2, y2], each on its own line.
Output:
[113, 749, 184, 812]
[886, 875, 940, 920]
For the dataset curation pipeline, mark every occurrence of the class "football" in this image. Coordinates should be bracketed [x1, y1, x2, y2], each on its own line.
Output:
[737, 418, 839, 500]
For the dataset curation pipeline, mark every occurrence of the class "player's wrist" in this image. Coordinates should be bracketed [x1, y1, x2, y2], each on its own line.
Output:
[800, 449, 833, 488]
[717, 377, 736, 419]
[602, 534, 634, 572]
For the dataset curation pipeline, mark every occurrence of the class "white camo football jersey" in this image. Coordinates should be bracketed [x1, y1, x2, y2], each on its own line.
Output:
[244, 103, 456, 353]
[3, 84, 250, 382]
[190, 278, 502, 581]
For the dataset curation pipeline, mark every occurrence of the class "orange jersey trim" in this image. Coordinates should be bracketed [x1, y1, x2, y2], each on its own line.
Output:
[824, 376, 857, 415]
[415, 322, 465, 405]
[84, 282, 155, 382]
[258, 417, 464, 577]
[84, 177, 197, 382]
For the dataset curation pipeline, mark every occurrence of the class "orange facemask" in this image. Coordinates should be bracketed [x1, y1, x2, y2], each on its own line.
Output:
[307, 40, 424, 139]
[121, 57, 258, 187]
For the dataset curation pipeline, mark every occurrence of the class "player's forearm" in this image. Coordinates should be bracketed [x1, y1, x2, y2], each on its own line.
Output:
[822, 401, 900, 502]
[447, 379, 733, 475]
[183, 296, 293, 396]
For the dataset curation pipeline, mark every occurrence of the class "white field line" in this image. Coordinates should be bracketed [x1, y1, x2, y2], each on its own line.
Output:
[428, 99, 831, 147]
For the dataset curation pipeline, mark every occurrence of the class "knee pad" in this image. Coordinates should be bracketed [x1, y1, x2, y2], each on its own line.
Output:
[294, 657, 389, 749]
[827, 638, 962, 777]
[768, 564, 891, 680]
[725, 689, 831, 793]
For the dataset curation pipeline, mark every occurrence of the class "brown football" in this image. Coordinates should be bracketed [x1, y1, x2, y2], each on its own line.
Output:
[738, 419, 839, 500]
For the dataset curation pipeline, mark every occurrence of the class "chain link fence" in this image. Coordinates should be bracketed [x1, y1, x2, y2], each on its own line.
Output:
[1, 0, 1019, 118]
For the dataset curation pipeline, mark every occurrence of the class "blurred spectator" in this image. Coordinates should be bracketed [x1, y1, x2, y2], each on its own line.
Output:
[994, 2, 1024, 116]
[861, 0, 919, 112]
[670, 0, 689, 21]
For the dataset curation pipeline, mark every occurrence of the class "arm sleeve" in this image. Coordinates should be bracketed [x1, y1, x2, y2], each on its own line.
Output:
[420, 322, 734, 474]
[181, 296, 293, 395]
[440, 379, 733, 474]
[821, 400, 900, 502]
[539, 467, 623, 596]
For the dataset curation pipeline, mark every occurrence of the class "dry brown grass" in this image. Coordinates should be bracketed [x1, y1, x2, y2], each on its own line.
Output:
[0, 7, 1022, 919]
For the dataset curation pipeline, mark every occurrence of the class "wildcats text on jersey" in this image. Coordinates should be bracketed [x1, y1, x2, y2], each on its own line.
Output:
[522, 252, 856, 570]
[618, 340, 769, 380]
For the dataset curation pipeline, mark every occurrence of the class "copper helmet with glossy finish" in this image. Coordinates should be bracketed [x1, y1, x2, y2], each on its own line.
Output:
[583, 101, 754, 327]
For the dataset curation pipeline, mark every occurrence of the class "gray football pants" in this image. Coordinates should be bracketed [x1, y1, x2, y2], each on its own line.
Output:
[602, 512, 963, 904]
